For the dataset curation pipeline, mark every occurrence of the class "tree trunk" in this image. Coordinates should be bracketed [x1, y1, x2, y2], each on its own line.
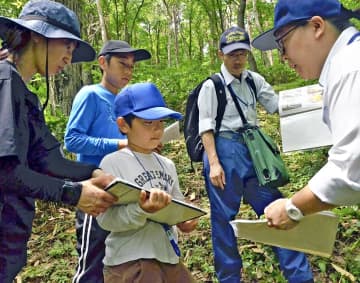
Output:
[48, 64, 83, 116]
[96, 0, 108, 42]
[236, 0, 258, 72]
[122, 0, 130, 42]
[48, 0, 91, 116]
[129, 0, 145, 45]
[155, 21, 161, 64]
[173, 8, 180, 66]
[250, 0, 273, 67]
[237, 0, 246, 29]
[200, 0, 222, 64]
[162, 0, 173, 67]
[113, 0, 120, 38]
[188, 2, 193, 59]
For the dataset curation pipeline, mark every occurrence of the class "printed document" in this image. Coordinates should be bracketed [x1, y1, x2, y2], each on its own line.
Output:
[279, 84, 332, 152]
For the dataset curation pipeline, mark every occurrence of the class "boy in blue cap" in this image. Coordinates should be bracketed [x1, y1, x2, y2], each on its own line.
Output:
[253, 1, 360, 229]
[97, 82, 197, 283]
[65, 40, 151, 283]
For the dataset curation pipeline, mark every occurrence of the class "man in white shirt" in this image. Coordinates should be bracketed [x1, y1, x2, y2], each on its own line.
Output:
[252, 0, 360, 229]
[198, 26, 314, 283]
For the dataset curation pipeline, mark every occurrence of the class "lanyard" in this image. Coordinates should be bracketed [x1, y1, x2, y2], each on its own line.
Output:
[129, 149, 181, 257]
[163, 224, 181, 256]
[219, 72, 256, 108]
[229, 79, 256, 108]
[227, 84, 249, 126]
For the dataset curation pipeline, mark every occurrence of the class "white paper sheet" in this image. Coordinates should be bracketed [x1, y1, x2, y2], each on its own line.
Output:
[279, 84, 332, 152]
[280, 109, 332, 152]
[161, 121, 181, 144]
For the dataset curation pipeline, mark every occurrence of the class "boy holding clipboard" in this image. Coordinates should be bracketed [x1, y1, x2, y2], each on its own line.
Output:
[97, 82, 197, 283]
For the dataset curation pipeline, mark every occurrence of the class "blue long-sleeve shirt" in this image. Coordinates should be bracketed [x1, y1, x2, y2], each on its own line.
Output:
[65, 84, 126, 166]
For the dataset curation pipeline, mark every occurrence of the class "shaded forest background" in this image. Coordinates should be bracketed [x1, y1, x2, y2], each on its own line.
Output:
[0, 0, 359, 282]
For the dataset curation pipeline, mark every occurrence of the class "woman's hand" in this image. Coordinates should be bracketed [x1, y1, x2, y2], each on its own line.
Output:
[77, 174, 117, 217]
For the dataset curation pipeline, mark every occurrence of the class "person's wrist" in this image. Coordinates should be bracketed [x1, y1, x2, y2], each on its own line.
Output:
[61, 181, 82, 206]
[92, 168, 103, 178]
[285, 198, 304, 222]
[208, 154, 220, 166]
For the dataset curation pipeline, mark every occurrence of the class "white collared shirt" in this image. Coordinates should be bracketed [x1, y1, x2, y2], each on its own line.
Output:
[309, 27, 360, 205]
[198, 64, 278, 135]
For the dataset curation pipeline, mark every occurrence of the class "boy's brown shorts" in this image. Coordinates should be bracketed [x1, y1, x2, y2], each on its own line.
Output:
[103, 258, 195, 283]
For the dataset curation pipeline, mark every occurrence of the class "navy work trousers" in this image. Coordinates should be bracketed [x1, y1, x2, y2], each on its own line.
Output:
[203, 133, 313, 283]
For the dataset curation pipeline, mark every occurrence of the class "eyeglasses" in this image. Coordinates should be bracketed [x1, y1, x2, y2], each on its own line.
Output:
[226, 49, 248, 59]
[275, 21, 307, 55]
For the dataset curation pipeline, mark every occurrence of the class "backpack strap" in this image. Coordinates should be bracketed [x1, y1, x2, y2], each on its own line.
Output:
[208, 74, 226, 133]
[207, 72, 257, 134]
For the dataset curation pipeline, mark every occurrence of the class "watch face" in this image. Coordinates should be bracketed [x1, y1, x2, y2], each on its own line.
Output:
[289, 208, 299, 218]
[285, 199, 303, 221]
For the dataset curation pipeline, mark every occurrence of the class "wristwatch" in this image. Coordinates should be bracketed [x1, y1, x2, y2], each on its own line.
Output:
[285, 199, 304, 222]
[61, 181, 82, 206]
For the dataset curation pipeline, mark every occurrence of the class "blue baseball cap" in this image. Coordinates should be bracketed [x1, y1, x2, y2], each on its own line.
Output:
[219, 26, 251, 54]
[114, 82, 182, 120]
[252, 0, 342, 51]
[0, 0, 96, 63]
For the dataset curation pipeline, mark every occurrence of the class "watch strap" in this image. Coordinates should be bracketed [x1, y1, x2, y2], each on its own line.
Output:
[61, 181, 82, 206]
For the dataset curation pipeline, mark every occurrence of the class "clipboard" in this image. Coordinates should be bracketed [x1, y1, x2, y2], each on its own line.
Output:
[230, 211, 339, 258]
[105, 178, 206, 226]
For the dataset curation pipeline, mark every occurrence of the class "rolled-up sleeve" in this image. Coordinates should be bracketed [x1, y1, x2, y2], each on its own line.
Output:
[198, 79, 219, 135]
[250, 72, 279, 114]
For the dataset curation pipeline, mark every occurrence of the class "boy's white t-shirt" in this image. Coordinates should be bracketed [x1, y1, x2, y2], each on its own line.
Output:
[97, 147, 184, 266]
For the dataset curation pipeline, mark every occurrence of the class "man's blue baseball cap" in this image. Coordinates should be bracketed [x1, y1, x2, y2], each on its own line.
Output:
[252, 0, 343, 51]
[219, 26, 251, 54]
[115, 82, 182, 120]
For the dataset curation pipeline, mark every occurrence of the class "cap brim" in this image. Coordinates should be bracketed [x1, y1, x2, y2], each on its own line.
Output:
[251, 28, 278, 51]
[133, 107, 182, 120]
[0, 17, 96, 63]
[133, 49, 151, 62]
[100, 47, 151, 62]
[222, 42, 251, 54]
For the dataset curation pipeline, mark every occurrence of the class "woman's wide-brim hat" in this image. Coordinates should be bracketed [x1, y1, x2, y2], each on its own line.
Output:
[0, 0, 95, 63]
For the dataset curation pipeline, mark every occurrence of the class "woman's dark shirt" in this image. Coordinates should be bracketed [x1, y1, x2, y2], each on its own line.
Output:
[0, 60, 97, 218]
